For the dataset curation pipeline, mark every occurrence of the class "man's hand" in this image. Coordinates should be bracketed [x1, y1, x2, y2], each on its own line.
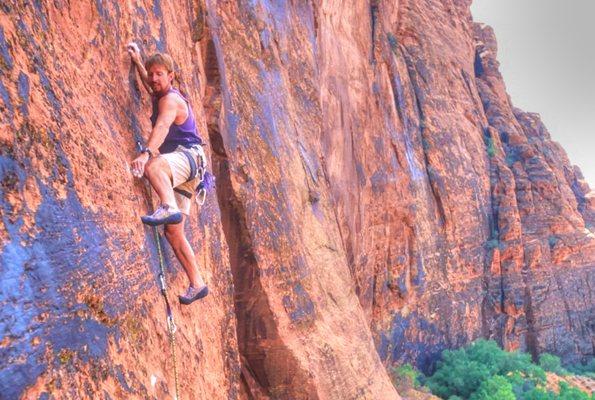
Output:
[131, 152, 150, 178]
[127, 42, 142, 65]
[127, 41, 152, 94]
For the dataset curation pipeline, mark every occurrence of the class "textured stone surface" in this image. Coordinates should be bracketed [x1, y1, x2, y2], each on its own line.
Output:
[204, 1, 398, 397]
[0, 1, 240, 399]
[1, 0, 594, 399]
[473, 22, 595, 361]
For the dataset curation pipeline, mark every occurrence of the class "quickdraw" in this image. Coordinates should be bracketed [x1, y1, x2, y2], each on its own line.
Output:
[192, 147, 216, 206]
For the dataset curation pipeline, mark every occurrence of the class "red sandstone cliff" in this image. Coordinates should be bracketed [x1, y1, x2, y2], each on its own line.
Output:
[0, 0, 593, 399]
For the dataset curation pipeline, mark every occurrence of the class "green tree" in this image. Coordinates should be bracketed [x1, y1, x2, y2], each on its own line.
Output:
[498, 349, 546, 385]
[520, 388, 558, 400]
[466, 340, 508, 374]
[426, 348, 492, 398]
[426, 340, 510, 398]
[500, 351, 533, 374]
[390, 363, 421, 392]
[469, 375, 516, 400]
[506, 370, 540, 398]
[425, 339, 592, 400]
[539, 353, 567, 375]
[566, 359, 595, 379]
[558, 382, 591, 400]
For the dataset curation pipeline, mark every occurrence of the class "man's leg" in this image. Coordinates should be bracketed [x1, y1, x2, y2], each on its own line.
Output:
[144, 157, 177, 208]
[163, 215, 206, 289]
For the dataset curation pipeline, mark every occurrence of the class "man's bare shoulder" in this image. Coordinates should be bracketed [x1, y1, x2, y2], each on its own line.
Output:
[160, 92, 185, 104]
[157, 92, 184, 109]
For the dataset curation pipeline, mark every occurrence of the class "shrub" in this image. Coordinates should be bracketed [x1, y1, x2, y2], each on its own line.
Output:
[425, 340, 501, 398]
[566, 359, 595, 378]
[500, 350, 533, 374]
[391, 363, 421, 392]
[507, 370, 539, 397]
[485, 239, 499, 250]
[469, 375, 516, 400]
[486, 137, 496, 157]
[521, 388, 558, 400]
[558, 382, 591, 400]
[539, 353, 568, 375]
[426, 340, 591, 399]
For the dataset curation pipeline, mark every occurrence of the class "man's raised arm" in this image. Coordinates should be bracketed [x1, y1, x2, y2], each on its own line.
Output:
[127, 42, 152, 95]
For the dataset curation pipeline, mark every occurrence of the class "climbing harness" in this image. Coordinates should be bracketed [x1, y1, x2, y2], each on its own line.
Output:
[173, 144, 216, 207]
[136, 141, 181, 400]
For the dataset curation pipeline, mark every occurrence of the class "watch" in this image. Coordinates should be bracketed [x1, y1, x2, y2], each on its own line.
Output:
[141, 147, 153, 158]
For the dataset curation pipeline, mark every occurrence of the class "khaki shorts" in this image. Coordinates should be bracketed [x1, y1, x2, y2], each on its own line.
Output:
[160, 144, 207, 215]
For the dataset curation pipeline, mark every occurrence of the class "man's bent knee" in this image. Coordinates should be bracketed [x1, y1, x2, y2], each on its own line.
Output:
[143, 157, 168, 178]
[143, 157, 159, 178]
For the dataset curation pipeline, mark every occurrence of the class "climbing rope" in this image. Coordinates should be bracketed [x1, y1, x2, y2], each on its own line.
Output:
[136, 141, 181, 400]
[152, 217, 181, 400]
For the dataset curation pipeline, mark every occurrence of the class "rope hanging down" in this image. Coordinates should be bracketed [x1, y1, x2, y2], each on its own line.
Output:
[136, 141, 181, 400]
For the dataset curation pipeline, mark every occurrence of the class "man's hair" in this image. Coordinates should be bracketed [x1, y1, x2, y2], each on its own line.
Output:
[145, 52, 187, 93]
[145, 52, 175, 73]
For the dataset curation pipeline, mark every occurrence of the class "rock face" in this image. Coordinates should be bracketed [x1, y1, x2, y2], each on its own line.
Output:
[0, 1, 240, 399]
[473, 22, 595, 364]
[0, 0, 593, 399]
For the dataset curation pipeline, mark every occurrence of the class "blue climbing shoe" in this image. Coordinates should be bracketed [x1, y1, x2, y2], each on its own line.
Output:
[141, 204, 183, 226]
[179, 285, 209, 305]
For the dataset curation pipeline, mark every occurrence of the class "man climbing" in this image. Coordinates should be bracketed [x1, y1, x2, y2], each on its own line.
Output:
[127, 43, 209, 305]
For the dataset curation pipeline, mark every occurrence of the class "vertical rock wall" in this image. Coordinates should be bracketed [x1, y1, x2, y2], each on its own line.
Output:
[203, 0, 398, 397]
[474, 22, 595, 361]
[0, 1, 240, 399]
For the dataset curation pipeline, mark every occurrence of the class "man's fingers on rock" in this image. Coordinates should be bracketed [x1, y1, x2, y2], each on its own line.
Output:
[126, 42, 140, 53]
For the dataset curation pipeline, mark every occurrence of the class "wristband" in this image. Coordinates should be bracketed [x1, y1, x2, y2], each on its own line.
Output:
[140, 147, 153, 158]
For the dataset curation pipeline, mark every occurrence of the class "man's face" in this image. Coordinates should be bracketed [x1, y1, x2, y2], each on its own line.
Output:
[148, 64, 173, 94]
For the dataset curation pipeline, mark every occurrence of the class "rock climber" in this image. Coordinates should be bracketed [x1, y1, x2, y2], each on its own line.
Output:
[127, 42, 208, 305]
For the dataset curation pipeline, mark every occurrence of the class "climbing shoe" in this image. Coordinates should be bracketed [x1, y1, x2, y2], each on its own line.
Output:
[141, 204, 183, 226]
[179, 285, 209, 305]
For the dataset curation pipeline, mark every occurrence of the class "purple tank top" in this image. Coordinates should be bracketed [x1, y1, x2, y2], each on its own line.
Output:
[150, 87, 203, 154]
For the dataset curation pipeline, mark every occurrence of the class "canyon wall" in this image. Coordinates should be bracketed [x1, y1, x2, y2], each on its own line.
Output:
[0, 0, 593, 399]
